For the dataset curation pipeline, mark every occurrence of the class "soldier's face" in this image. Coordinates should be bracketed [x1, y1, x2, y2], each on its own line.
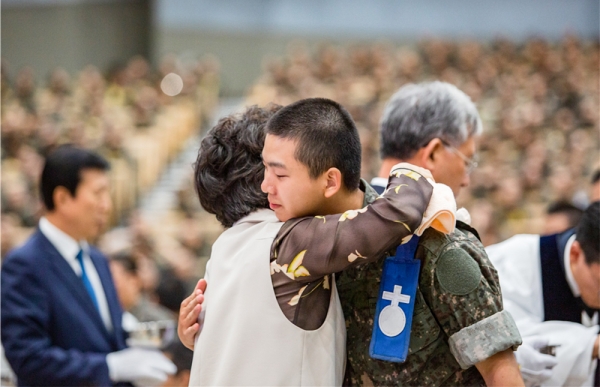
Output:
[570, 241, 600, 309]
[261, 134, 329, 222]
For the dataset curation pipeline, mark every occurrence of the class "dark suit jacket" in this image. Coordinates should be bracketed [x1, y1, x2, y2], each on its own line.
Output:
[1, 229, 127, 386]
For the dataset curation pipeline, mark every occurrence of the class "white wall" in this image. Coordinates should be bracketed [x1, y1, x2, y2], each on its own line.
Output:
[153, 0, 599, 96]
[156, 0, 599, 40]
[2, 0, 150, 80]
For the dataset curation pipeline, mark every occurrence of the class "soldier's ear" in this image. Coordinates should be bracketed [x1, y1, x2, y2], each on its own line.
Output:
[323, 168, 342, 199]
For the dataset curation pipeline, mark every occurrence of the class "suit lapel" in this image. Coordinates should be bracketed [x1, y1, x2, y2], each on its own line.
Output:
[36, 230, 111, 340]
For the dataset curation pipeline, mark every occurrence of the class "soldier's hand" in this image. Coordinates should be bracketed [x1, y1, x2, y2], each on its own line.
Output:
[178, 279, 207, 350]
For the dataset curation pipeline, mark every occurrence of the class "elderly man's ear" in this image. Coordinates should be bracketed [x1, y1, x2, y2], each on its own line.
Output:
[417, 138, 445, 172]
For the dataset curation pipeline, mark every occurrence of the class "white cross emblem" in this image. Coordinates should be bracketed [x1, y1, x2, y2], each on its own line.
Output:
[378, 285, 411, 337]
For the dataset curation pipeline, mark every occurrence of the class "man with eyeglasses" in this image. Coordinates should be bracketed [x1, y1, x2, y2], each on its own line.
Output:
[368, 83, 479, 198]
[337, 81, 533, 386]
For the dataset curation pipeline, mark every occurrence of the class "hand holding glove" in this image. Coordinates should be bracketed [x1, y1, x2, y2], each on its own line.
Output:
[390, 162, 457, 236]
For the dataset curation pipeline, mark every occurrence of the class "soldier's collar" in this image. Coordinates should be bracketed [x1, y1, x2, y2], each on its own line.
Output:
[456, 220, 482, 242]
[360, 178, 379, 207]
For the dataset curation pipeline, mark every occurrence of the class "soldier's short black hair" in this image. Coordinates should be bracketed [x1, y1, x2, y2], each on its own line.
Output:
[40, 144, 110, 211]
[576, 201, 600, 265]
[265, 98, 361, 191]
[194, 104, 281, 228]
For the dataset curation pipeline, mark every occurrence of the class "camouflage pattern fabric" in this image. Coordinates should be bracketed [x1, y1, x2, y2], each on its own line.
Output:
[337, 221, 522, 386]
[449, 309, 521, 369]
[271, 169, 432, 331]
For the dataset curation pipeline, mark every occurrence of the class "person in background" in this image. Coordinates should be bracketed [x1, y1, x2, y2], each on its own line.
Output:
[1, 145, 175, 386]
[543, 200, 584, 235]
[155, 267, 189, 315]
[109, 250, 175, 325]
[160, 339, 193, 387]
[487, 202, 600, 387]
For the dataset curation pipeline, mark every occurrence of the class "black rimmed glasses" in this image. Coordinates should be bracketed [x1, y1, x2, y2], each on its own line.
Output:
[441, 140, 479, 174]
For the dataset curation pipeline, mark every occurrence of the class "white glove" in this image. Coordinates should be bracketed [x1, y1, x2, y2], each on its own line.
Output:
[515, 336, 559, 387]
[106, 347, 177, 386]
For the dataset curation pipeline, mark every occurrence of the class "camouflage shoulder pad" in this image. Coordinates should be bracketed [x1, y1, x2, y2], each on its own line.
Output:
[436, 248, 481, 295]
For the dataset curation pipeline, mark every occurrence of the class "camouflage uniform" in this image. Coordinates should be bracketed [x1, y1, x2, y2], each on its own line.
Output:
[337, 221, 522, 386]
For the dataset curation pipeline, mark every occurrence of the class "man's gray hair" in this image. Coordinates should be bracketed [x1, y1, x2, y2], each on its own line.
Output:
[379, 81, 483, 160]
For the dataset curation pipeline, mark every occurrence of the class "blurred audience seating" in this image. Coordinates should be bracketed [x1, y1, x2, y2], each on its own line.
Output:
[245, 36, 599, 245]
[1, 54, 220, 252]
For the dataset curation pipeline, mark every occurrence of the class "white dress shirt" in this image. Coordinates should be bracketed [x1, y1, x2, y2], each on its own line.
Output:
[39, 217, 113, 331]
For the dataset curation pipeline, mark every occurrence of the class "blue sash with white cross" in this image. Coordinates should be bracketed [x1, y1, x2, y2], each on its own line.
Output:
[369, 236, 420, 362]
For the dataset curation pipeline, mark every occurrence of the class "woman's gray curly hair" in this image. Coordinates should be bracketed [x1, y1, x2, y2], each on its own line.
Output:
[193, 104, 282, 228]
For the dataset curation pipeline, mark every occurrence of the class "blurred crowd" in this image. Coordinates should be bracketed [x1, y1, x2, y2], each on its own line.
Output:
[246, 35, 600, 245]
[1, 55, 219, 234]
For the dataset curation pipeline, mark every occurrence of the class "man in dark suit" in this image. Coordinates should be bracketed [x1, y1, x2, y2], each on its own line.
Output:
[488, 201, 599, 386]
[1, 145, 175, 386]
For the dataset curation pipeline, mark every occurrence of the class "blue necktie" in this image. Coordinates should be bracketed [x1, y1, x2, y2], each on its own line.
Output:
[76, 249, 100, 313]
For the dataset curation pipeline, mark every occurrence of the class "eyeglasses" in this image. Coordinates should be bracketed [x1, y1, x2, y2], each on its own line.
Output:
[441, 141, 479, 174]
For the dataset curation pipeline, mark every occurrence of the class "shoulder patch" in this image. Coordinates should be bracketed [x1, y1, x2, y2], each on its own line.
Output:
[436, 248, 482, 295]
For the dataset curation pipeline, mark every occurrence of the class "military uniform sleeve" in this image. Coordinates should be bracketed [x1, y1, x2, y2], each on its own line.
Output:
[271, 165, 433, 284]
[421, 232, 522, 369]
